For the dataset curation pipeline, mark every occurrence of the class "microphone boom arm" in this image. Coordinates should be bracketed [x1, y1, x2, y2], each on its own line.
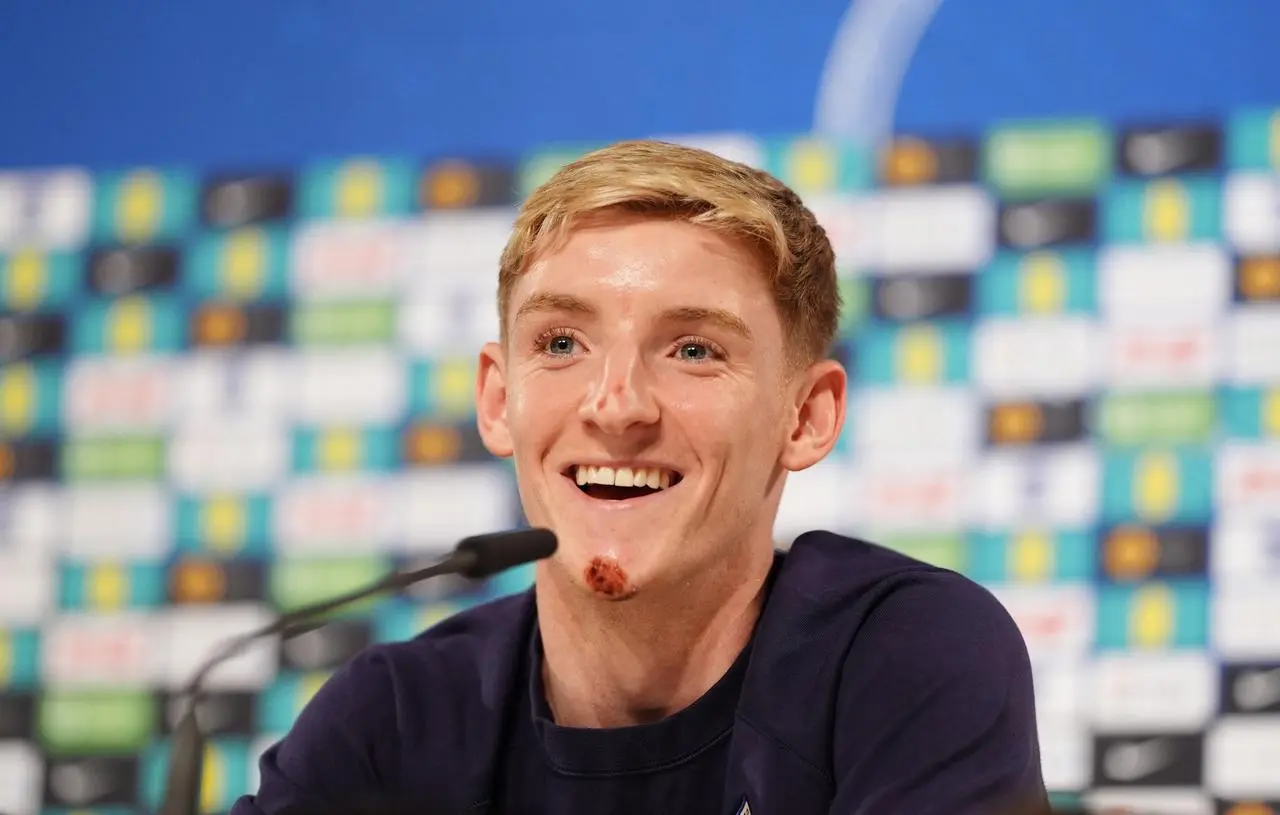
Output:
[159, 528, 554, 815]
[180, 549, 474, 696]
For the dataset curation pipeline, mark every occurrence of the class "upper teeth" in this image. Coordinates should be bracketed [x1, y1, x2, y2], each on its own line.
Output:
[575, 465, 672, 490]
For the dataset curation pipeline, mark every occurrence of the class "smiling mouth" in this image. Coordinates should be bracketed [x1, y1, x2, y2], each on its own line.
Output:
[564, 464, 684, 501]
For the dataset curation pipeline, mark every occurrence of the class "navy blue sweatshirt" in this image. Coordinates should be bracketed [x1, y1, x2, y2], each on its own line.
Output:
[230, 532, 1048, 815]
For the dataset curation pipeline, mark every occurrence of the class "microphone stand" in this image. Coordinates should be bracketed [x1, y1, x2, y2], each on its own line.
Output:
[159, 528, 556, 815]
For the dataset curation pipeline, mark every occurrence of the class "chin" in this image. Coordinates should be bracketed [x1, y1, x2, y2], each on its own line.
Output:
[582, 557, 640, 600]
[551, 533, 667, 600]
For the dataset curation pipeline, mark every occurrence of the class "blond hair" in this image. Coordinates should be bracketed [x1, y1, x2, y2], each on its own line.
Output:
[497, 140, 840, 367]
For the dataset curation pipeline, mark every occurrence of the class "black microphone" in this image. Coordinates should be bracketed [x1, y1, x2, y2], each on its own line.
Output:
[159, 527, 557, 815]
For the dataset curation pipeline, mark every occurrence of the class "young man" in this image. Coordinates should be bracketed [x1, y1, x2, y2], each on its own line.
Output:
[230, 140, 1048, 815]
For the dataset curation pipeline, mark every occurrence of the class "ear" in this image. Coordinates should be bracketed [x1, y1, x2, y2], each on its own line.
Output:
[779, 358, 847, 472]
[476, 341, 514, 458]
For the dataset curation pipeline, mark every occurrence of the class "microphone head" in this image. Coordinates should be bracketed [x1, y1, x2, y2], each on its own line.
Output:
[455, 527, 557, 579]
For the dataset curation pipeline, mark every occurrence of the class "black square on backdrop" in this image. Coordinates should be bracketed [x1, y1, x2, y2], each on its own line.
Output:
[1091, 732, 1203, 787]
[0, 314, 66, 361]
[997, 199, 1097, 248]
[278, 618, 375, 672]
[86, 247, 180, 296]
[158, 689, 257, 736]
[0, 692, 35, 740]
[202, 173, 294, 227]
[42, 755, 141, 807]
[1220, 662, 1280, 715]
[870, 273, 972, 321]
[1118, 123, 1222, 176]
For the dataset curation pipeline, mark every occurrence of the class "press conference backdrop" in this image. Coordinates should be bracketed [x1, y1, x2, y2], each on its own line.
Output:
[0, 116, 1278, 814]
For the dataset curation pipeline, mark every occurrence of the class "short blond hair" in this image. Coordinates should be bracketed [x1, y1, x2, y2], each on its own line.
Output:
[497, 140, 840, 367]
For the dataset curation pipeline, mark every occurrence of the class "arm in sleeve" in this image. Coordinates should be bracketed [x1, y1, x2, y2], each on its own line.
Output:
[229, 648, 401, 815]
[829, 574, 1050, 815]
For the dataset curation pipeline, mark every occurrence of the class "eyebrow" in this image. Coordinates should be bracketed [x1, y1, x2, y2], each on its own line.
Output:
[659, 305, 754, 342]
[513, 294, 753, 342]
[513, 292, 597, 325]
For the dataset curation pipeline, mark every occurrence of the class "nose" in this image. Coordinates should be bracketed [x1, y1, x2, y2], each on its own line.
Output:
[578, 346, 660, 434]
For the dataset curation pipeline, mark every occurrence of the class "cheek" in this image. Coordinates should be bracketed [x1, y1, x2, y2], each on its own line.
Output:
[660, 374, 743, 415]
[668, 386, 781, 462]
[505, 370, 577, 441]
[733, 395, 792, 469]
[670, 378, 783, 424]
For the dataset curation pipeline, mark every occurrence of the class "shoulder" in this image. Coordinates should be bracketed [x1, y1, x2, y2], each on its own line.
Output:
[762, 530, 1033, 739]
[780, 529, 1028, 674]
[779, 529, 947, 592]
[750, 531, 1030, 718]
[776, 530, 1006, 622]
[775, 533, 1043, 810]
[333, 589, 532, 719]
[840, 556, 1029, 688]
[272, 591, 533, 788]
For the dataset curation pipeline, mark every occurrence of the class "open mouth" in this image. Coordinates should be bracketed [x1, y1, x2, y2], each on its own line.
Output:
[564, 464, 683, 501]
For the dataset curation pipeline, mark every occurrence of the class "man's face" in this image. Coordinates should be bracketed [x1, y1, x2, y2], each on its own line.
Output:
[476, 213, 843, 598]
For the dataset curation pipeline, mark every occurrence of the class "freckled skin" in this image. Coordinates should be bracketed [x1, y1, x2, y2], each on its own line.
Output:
[585, 556, 633, 598]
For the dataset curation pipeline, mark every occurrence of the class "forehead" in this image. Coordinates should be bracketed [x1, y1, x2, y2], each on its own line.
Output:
[510, 216, 774, 317]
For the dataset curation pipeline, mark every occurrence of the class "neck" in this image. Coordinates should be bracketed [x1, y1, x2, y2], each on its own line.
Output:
[535, 544, 775, 728]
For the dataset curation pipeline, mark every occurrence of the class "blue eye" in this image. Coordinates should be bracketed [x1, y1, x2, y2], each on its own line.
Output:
[677, 342, 711, 361]
[545, 335, 577, 355]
